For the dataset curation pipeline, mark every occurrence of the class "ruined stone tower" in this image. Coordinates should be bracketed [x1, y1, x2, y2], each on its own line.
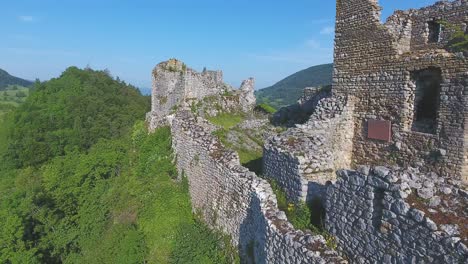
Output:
[333, 0, 468, 181]
[146, 59, 256, 130]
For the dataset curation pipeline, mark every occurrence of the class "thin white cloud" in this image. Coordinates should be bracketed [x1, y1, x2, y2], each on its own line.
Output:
[320, 26, 335, 35]
[18, 16, 34, 22]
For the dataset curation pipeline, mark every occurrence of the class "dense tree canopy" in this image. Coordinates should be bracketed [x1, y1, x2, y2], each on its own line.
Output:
[0, 67, 236, 263]
[7, 67, 150, 167]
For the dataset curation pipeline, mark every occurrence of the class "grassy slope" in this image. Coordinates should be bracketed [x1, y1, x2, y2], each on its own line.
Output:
[0, 86, 29, 118]
[208, 113, 263, 173]
[0, 85, 30, 105]
[255, 63, 333, 109]
[207, 113, 245, 129]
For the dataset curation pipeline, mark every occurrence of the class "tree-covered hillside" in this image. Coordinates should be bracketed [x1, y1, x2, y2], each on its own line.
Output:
[255, 63, 333, 109]
[0, 67, 236, 263]
[6, 67, 150, 167]
[0, 69, 33, 90]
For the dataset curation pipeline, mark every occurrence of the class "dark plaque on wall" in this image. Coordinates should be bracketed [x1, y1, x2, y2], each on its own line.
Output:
[368, 120, 391, 142]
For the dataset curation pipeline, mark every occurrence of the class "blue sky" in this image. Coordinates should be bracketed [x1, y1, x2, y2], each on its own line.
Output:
[1, 0, 439, 89]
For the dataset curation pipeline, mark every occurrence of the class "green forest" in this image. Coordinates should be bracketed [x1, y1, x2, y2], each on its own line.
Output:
[0, 67, 237, 263]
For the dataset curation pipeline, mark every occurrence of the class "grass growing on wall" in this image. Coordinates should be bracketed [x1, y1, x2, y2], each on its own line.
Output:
[255, 103, 276, 114]
[269, 180, 311, 230]
[208, 110, 264, 176]
[439, 20, 468, 52]
[211, 124, 263, 175]
[207, 112, 245, 129]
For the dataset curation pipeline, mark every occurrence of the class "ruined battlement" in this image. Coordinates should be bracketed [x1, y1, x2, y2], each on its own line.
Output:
[147, 59, 256, 130]
[150, 59, 226, 117]
[388, 0, 468, 52]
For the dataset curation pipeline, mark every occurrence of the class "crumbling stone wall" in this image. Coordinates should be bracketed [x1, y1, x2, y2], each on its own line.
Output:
[171, 110, 344, 264]
[406, 0, 468, 51]
[333, 0, 468, 180]
[263, 95, 355, 202]
[464, 80, 468, 182]
[271, 86, 331, 127]
[147, 59, 255, 131]
[325, 166, 467, 263]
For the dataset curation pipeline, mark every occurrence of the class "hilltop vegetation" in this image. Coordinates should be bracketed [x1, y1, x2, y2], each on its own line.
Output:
[0, 69, 32, 90]
[0, 85, 30, 116]
[6, 67, 149, 167]
[255, 63, 333, 109]
[0, 67, 236, 263]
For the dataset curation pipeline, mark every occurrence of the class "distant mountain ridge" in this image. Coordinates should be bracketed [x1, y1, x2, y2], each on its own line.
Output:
[0, 69, 33, 90]
[138, 87, 152, 96]
[255, 63, 333, 109]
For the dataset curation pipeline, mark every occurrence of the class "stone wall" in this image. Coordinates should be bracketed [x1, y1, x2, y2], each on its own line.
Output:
[263, 95, 355, 202]
[464, 82, 468, 182]
[333, 0, 468, 180]
[170, 110, 344, 264]
[405, 0, 468, 51]
[325, 166, 467, 263]
[271, 86, 331, 127]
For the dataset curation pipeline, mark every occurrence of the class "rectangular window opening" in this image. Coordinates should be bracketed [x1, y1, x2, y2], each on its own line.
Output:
[427, 21, 442, 43]
[411, 68, 441, 134]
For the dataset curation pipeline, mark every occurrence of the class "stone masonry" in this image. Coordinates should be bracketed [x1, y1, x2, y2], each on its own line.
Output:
[147, 60, 345, 263]
[264, 95, 355, 202]
[271, 86, 332, 127]
[146, 1, 468, 263]
[264, 0, 468, 206]
[260, 0, 467, 262]
[146, 59, 255, 131]
[325, 166, 467, 263]
[333, 0, 468, 181]
[171, 111, 344, 264]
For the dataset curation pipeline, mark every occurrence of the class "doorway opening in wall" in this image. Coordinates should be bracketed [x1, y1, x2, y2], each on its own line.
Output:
[411, 68, 442, 134]
[427, 21, 442, 43]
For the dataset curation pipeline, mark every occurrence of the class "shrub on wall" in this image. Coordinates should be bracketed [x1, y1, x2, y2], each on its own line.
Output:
[440, 20, 468, 53]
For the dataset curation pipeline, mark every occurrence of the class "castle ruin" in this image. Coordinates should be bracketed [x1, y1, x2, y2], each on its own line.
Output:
[147, 59, 256, 130]
[333, 0, 468, 181]
[265, 0, 468, 204]
[147, 1, 467, 263]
